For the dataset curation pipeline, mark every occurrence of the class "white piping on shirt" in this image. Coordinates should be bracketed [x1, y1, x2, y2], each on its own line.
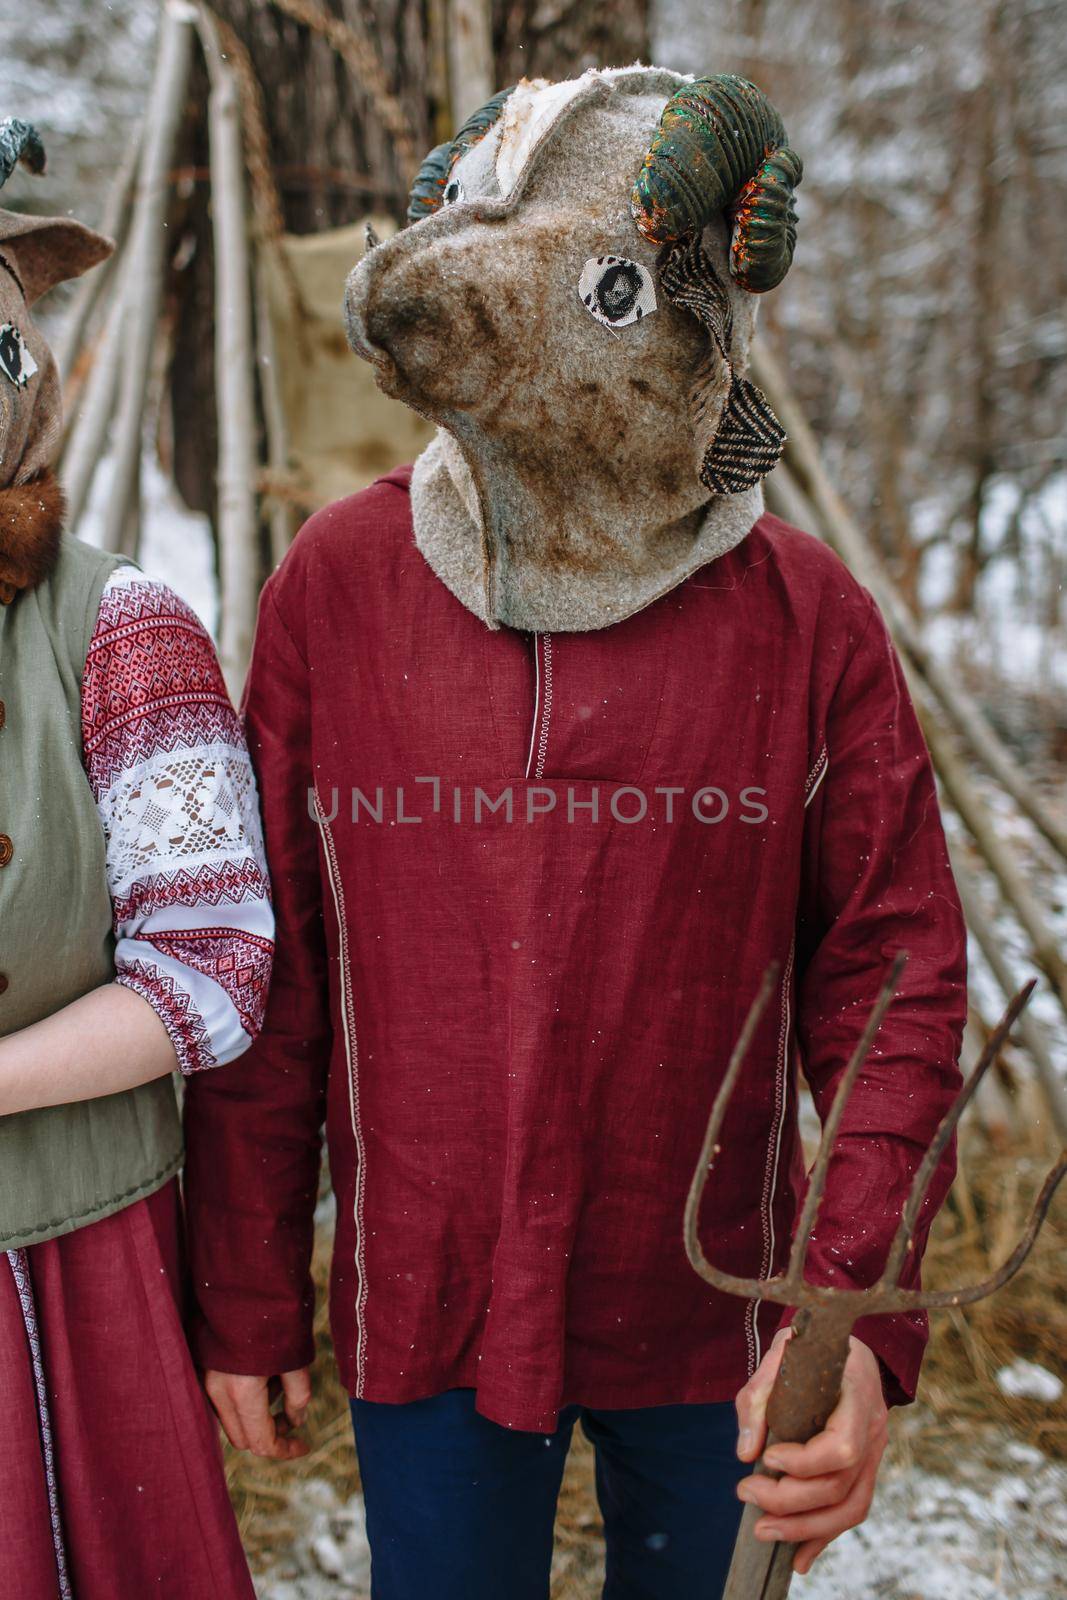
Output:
[315, 791, 369, 1394]
[747, 938, 794, 1373]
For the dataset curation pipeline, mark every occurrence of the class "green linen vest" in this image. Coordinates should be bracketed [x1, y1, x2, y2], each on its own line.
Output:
[0, 536, 182, 1252]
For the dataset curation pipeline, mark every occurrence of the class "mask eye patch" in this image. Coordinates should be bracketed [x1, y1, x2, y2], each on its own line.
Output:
[578, 256, 656, 328]
[442, 175, 466, 206]
[0, 324, 37, 389]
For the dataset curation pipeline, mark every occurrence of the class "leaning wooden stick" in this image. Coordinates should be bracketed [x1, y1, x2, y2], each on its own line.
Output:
[198, 4, 261, 693]
[99, 2, 195, 554]
[685, 961, 1066, 1600]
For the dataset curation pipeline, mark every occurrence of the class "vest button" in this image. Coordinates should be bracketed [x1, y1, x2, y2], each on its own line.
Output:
[0, 973, 7, 995]
[0, 835, 12, 867]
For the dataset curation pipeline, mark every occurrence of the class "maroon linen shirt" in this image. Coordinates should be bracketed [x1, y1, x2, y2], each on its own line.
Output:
[184, 467, 966, 1432]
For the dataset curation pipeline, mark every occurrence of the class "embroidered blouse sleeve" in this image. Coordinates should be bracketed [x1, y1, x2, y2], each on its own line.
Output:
[81, 567, 274, 1074]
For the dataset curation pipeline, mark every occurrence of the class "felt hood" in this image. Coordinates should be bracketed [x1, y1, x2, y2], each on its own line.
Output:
[0, 118, 112, 599]
[344, 67, 801, 632]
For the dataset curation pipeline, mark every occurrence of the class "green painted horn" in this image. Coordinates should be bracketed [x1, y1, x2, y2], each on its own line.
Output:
[631, 75, 802, 293]
[407, 141, 453, 223]
[449, 87, 515, 166]
[0, 118, 46, 191]
[406, 87, 516, 226]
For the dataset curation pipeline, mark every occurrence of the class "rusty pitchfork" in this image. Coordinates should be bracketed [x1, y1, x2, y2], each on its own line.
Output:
[685, 953, 1067, 1600]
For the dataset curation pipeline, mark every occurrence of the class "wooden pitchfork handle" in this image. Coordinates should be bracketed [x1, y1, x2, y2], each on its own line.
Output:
[723, 1303, 855, 1600]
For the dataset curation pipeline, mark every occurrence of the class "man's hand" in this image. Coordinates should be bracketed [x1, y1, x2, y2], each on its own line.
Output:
[204, 1368, 312, 1461]
[734, 1328, 889, 1574]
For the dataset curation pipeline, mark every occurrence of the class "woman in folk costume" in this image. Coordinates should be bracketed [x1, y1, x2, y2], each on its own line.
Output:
[0, 121, 271, 1599]
[184, 70, 966, 1599]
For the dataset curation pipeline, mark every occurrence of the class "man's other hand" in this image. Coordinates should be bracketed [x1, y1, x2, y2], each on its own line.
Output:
[734, 1328, 889, 1574]
[204, 1368, 312, 1460]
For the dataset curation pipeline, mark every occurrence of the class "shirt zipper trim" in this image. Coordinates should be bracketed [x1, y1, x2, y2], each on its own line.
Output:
[804, 744, 829, 808]
[524, 634, 542, 779]
[524, 632, 554, 781]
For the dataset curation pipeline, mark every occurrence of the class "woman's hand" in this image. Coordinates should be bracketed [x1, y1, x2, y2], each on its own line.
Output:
[734, 1327, 889, 1574]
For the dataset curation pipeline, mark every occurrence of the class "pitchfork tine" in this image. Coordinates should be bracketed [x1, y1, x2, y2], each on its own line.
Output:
[786, 950, 908, 1285]
[916, 1150, 1067, 1311]
[684, 962, 780, 1288]
[879, 980, 1037, 1291]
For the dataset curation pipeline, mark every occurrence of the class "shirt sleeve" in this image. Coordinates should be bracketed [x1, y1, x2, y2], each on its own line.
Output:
[790, 593, 968, 1405]
[82, 566, 274, 1074]
[182, 569, 331, 1376]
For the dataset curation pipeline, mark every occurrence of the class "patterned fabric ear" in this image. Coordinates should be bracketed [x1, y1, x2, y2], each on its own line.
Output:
[659, 232, 786, 495]
[700, 372, 786, 494]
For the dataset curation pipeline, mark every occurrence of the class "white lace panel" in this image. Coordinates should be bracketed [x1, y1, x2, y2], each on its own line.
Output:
[99, 741, 267, 907]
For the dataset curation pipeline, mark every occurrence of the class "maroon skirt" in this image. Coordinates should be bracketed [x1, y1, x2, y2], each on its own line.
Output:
[0, 1180, 254, 1599]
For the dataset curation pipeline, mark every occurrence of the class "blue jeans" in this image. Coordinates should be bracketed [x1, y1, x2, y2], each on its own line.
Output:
[350, 1390, 746, 1599]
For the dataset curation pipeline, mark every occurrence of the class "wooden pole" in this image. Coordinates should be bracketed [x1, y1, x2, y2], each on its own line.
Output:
[918, 700, 1067, 1017]
[253, 242, 297, 568]
[766, 455, 1067, 1120]
[55, 128, 141, 394]
[198, 5, 261, 693]
[99, 2, 195, 553]
[60, 265, 130, 534]
[754, 343, 1067, 866]
[950, 845, 1067, 1141]
[447, 0, 494, 124]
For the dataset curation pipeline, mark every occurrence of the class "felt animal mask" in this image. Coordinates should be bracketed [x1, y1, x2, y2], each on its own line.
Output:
[0, 118, 112, 602]
[345, 68, 802, 632]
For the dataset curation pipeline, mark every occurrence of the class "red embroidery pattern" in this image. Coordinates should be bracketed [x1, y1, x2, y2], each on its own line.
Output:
[118, 960, 215, 1075]
[135, 928, 273, 1040]
[83, 581, 241, 796]
[86, 574, 274, 1073]
[110, 857, 270, 924]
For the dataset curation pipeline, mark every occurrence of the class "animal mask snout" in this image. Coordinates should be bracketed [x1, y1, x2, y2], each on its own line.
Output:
[345, 229, 501, 414]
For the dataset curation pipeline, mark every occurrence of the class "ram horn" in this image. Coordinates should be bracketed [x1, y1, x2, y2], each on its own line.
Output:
[407, 141, 453, 223]
[406, 87, 516, 225]
[0, 119, 46, 191]
[631, 75, 802, 293]
[449, 86, 515, 166]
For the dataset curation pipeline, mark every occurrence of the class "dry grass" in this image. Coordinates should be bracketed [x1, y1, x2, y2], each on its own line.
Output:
[908, 1126, 1066, 1469]
[224, 1128, 1066, 1585]
[224, 1226, 358, 1561]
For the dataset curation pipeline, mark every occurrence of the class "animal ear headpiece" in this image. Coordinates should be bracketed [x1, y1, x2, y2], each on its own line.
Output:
[0, 118, 112, 602]
[631, 74, 802, 494]
[0, 118, 112, 304]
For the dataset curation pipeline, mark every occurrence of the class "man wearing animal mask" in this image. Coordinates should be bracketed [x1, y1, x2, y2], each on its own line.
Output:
[185, 69, 967, 1599]
[0, 121, 271, 1597]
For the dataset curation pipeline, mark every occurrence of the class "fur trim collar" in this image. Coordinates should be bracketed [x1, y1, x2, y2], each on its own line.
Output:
[0, 467, 64, 605]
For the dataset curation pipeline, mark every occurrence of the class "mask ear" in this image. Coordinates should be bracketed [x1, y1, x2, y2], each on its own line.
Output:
[659, 232, 785, 495]
[0, 215, 112, 306]
[700, 371, 786, 495]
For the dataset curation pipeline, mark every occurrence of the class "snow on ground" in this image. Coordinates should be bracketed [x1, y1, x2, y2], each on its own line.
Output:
[254, 1479, 370, 1600]
[792, 1432, 1067, 1600]
[251, 1421, 1067, 1600]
